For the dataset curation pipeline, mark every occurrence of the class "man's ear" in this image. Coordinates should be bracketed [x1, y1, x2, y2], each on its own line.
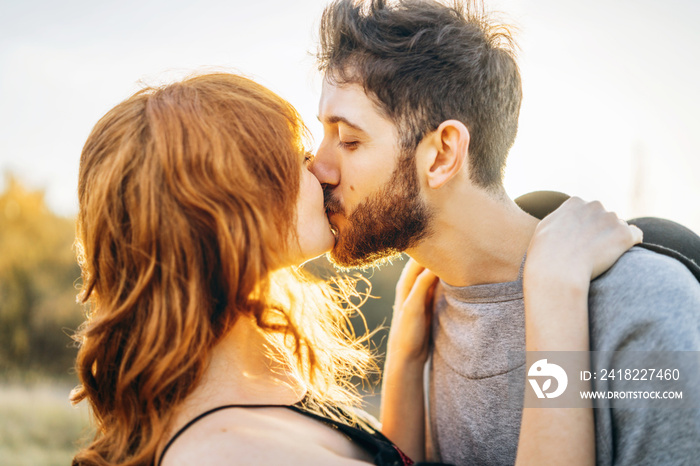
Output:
[421, 120, 470, 190]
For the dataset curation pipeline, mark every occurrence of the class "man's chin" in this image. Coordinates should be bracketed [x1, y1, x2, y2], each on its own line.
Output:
[328, 237, 402, 270]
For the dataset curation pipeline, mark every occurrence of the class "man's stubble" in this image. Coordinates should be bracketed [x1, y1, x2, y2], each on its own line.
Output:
[325, 153, 433, 269]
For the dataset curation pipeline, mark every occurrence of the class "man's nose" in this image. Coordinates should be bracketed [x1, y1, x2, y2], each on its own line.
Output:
[310, 140, 340, 187]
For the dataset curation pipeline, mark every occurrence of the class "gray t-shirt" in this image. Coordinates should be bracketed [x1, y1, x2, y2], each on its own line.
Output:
[428, 247, 700, 466]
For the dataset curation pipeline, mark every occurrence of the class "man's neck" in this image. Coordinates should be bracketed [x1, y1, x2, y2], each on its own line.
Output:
[408, 188, 539, 287]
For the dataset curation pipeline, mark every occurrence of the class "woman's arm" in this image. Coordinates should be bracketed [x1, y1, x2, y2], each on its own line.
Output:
[380, 260, 437, 462]
[515, 197, 643, 466]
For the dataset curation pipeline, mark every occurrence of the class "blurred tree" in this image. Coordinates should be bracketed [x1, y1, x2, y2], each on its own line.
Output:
[0, 174, 81, 378]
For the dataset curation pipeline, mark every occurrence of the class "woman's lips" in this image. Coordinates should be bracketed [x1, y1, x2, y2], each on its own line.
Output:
[327, 212, 341, 238]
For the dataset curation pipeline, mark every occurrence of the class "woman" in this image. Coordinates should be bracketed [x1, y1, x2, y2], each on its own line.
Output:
[71, 73, 641, 465]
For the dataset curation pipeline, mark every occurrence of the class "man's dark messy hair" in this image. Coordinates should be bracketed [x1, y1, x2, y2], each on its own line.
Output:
[317, 0, 522, 189]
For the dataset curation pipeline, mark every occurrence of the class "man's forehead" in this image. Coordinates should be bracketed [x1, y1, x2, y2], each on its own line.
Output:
[318, 80, 390, 131]
[319, 80, 365, 115]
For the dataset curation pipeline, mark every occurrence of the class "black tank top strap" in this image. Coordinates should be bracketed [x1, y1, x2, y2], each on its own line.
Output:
[157, 404, 288, 466]
[156, 403, 417, 466]
[284, 404, 413, 465]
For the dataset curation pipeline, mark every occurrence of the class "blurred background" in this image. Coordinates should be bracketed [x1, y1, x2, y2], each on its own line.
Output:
[1, 0, 698, 464]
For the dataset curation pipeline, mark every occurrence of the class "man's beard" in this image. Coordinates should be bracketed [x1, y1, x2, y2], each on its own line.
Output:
[324, 154, 432, 268]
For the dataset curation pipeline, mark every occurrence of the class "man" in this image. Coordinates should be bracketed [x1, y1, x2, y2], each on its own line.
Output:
[310, 0, 700, 465]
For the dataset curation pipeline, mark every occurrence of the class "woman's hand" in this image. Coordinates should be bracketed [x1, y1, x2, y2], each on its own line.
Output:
[387, 259, 439, 366]
[524, 197, 643, 353]
[380, 259, 438, 462]
[526, 196, 643, 285]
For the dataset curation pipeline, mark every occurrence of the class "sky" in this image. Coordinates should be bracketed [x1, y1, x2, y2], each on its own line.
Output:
[1, 0, 698, 232]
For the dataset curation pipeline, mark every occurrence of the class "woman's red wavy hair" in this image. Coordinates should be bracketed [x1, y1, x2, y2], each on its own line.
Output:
[71, 73, 373, 465]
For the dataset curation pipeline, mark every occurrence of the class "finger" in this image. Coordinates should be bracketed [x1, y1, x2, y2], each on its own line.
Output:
[586, 202, 617, 228]
[603, 210, 623, 229]
[424, 276, 440, 320]
[395, 259, 425, 304]
[587, 199, 605, 212]
[629, 224, 643, 245]
[615, 219, 642, 246]
[403, 268, 438, 315]
[562, 196, 585, 209]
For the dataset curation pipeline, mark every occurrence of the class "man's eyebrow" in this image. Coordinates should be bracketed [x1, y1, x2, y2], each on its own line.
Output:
[317, 115, 368, 134]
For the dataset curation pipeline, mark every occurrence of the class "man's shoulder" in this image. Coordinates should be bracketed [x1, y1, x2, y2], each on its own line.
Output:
[589, 246, 700, 350]
[592, 245, 698, 294]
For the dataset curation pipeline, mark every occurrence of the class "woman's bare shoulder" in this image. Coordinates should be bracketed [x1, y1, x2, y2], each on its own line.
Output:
[160, 407, 372, 466]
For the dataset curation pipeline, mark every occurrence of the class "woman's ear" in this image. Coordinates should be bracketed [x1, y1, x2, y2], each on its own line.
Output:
[420, 120, 470, 190]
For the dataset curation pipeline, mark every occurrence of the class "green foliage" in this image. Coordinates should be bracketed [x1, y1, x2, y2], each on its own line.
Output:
[0, 174, 82, 377]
